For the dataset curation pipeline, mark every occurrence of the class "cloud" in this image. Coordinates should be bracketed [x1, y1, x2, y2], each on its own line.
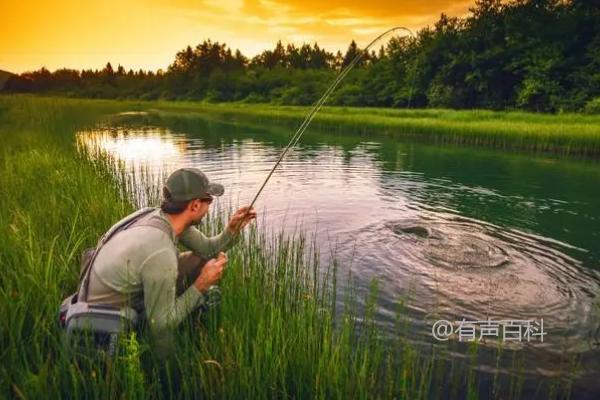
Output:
[1, 0, 475, 72]
[163, 0, 473, 52]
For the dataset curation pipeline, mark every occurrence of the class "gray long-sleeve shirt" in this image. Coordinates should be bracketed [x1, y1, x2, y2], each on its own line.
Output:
[87, 207, 236, 341]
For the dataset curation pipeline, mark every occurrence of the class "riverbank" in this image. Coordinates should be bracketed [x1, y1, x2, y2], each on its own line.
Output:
[5, 95, 600, 157]
[0, 96, 580, 399]
[152, 101, 600, 157]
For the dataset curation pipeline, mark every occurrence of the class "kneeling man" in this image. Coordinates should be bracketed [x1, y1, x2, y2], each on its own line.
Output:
[85, 168, 256, 355]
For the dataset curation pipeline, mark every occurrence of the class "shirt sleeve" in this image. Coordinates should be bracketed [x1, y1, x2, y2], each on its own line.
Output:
[140, 247, 206, 335]
[179, 225, 239, 258]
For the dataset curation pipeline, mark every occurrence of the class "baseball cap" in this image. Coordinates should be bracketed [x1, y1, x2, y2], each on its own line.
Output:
[164, 168, 224, 202]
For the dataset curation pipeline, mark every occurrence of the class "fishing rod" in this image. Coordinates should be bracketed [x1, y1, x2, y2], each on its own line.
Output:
[232, 26, 415, 230]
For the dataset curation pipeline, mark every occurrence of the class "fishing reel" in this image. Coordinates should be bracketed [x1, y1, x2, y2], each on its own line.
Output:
[203, 285, 222, 309]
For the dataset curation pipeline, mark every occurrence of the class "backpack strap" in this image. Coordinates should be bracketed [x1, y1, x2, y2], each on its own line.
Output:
[133, 213, 173, 237]
[77, 207, 158, 302]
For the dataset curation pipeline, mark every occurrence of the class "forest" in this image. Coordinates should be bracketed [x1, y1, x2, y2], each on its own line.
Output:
[3, 0, 599, 113]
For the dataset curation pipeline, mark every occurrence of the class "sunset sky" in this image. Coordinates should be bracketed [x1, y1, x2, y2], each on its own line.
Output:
[1, 0, 473, 74]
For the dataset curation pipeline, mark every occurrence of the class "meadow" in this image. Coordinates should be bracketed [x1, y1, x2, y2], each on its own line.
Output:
[0, 95, 584, 399]
[152, 101, 600, 157]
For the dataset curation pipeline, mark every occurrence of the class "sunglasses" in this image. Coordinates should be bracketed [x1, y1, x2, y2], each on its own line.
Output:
[199, 196, 214, 204]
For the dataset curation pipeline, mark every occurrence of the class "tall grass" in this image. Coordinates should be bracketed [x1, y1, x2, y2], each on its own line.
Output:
[152, 101, 600, 157]
[0, 95, 582, 399]
[6, 94, 600, 156]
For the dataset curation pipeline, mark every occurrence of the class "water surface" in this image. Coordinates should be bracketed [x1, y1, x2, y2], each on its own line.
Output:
[77, 112, 600, 395]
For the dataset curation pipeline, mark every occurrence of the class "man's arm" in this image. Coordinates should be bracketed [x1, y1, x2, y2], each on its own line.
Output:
[140, 248, 205, 333]
[179, 226, 238, 259]
[179, 206, 256, 258]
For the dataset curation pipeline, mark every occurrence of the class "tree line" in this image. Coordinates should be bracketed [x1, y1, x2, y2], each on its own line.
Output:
[3, 0, 600, 113]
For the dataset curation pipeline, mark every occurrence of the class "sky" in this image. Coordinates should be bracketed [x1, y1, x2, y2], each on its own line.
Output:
[0, 0, 473, 74]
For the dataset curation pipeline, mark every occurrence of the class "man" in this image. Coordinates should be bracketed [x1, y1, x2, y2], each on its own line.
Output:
[85, 167, 256, 355]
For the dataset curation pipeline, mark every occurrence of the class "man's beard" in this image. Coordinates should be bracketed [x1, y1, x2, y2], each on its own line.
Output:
[191, 214, 204, 225]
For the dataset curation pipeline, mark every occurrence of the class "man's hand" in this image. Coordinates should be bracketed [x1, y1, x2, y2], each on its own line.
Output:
[227, 206, 257, 235]
[194, 252, 228, 293]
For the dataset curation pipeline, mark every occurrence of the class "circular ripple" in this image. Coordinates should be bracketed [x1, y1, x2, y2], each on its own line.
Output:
[390, 220, 510, 270]
[364, 211, 600, 343]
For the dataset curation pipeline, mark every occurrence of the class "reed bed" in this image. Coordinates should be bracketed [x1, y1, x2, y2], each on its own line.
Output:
[0, 95, 581, 399]
[153, 101, 600, 157]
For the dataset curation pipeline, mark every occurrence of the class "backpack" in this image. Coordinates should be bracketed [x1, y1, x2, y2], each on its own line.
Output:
[58, 207, 172, 357]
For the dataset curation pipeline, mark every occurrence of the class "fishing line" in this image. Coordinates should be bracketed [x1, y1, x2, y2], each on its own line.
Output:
[234, 26, 415, 227]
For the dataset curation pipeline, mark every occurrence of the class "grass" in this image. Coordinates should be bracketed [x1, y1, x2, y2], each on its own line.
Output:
[150, 101, 600, 157]
[0, 95, 584, 399]
[5, 94, 600, 157]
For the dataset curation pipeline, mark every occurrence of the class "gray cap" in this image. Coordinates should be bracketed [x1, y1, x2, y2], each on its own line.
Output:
[164, 168, 224, 202]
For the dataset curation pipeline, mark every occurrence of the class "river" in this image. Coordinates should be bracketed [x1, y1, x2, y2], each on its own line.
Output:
[77, 111, 600, 397]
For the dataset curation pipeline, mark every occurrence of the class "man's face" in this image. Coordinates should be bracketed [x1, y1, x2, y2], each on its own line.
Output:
[188, 198, 211, 224]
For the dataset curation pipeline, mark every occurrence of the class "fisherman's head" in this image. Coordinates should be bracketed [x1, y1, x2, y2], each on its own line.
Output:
[161, 168, 224, 224]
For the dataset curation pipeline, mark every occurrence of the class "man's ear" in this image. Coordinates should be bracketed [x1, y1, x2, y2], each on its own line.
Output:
[188, 199, 200, 213]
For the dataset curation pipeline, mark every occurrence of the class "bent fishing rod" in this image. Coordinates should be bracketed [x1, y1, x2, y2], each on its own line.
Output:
[232, 26, 415, 230]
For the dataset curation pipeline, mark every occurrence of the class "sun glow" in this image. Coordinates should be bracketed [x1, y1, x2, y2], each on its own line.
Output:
[0, 0, 473, 73]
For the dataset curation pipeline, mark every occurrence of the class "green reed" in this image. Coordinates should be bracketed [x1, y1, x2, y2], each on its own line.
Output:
[152, 101, 600, 157]
[0, 95, 584, 399]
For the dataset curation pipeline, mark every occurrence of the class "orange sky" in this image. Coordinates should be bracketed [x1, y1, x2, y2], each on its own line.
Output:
[0, 0, 473, 73]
